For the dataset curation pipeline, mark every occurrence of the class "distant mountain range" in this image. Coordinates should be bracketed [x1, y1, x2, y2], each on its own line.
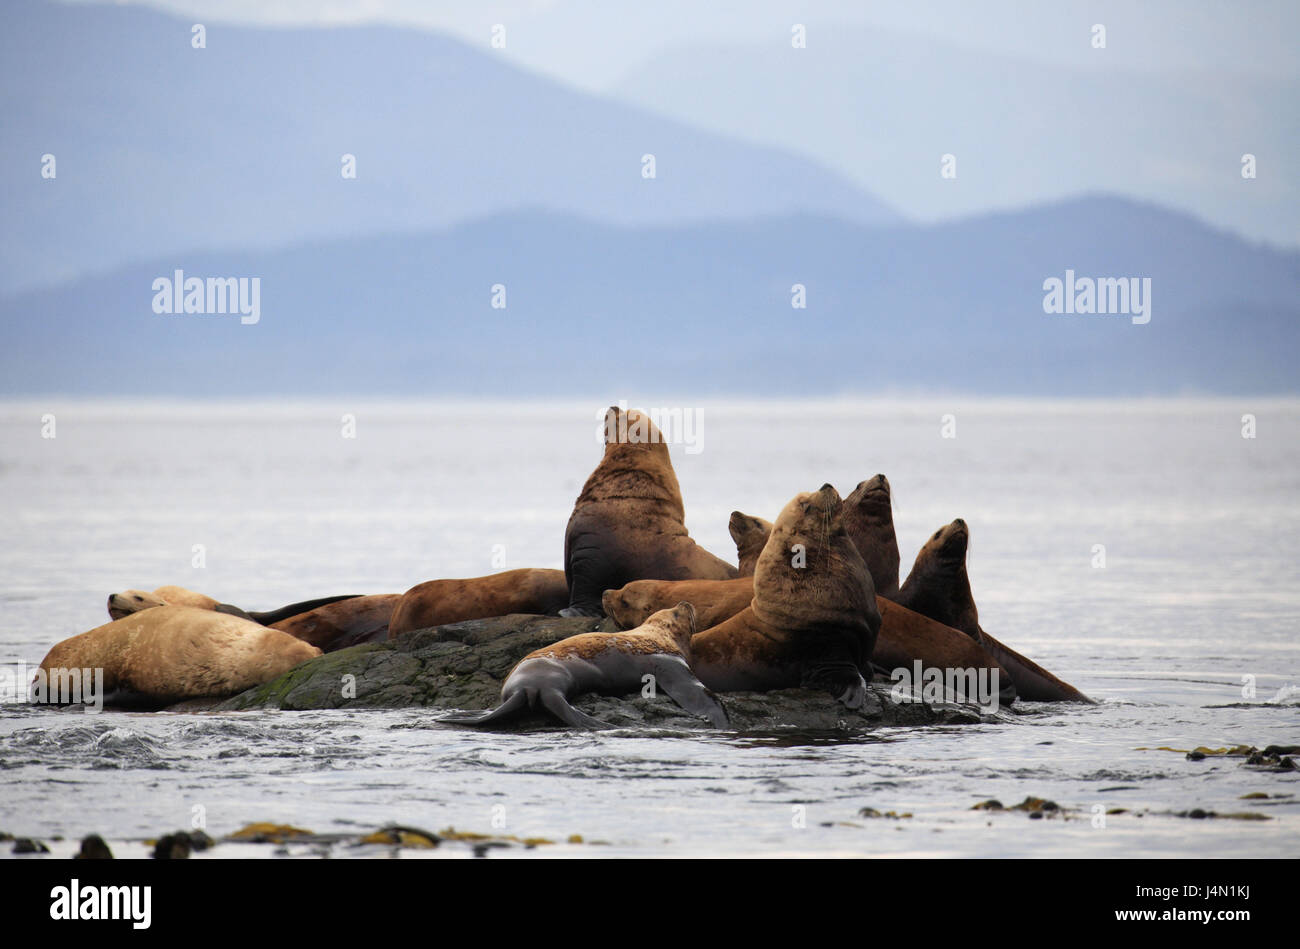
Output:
[611, 26, 1300, 249]
[0, 0, 897, 295]
[4, 195, 1296, 396]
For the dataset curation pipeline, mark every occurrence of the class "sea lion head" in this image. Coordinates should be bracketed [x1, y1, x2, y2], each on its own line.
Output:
[150, 585, 220, 610]
[602, 581, 657, 629]
[640, 601, 698, 657]
[752, 485, 880, 657]
[899, 518, 978, 636]
[601, 406, 670, 459]
[842, 473, 901, 594]
[107, 589, 167, 620]
[729, 510, 774, 577]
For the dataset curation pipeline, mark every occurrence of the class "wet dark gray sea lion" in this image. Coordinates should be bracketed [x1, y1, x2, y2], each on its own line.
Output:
[842, 474, 901, 596]
[560, 406, 738, 617]
[107, 585, 361, 626]
[438, 602, 728, 729]
[388, 568, 569, 638]
[729, 511, 774, 577]
[895, 519, 1091, 702]
[690, 485, 880, 707]
[37, 605, 321, 703]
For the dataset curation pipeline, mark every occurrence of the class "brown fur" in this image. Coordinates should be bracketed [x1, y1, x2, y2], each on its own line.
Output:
[896, 519, 1091, 702]
[729, 511, 773, 578]
[38, 605, 321, 701]
[843, 474, 901, 596]
[388, 568, 569, 638]
[561, 407, 737, 616]
[603, 577, 754, 631]
[603, 574, 1009, 697]
[690, 486, 879, 699]
[271, 594, 399, 651]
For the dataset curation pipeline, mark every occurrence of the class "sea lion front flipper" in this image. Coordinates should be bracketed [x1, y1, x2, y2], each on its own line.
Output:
[801, 661, 869, 710]
[438, 691, 529, 727]
[538, 689, 613, 729]
[651, 657, 730, 728]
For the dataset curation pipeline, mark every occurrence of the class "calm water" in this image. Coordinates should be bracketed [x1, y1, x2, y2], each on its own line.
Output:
[1, 399, 1296, 858]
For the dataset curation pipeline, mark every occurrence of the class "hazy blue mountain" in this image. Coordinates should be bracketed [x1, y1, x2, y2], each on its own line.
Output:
[611, 26, 1300, 249]
[0, 0, 898, 294]
[4, 195, 1296, 396]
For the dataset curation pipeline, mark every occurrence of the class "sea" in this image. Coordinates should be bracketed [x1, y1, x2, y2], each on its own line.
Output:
[0, 399, 1296, 858]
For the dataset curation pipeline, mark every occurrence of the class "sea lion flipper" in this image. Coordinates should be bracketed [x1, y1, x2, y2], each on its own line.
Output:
[651, 658, 730, 728]
[213, 603, 255, 621]
[438, 691, 529, 727]
[247, 594, 364, 626]
[538, 690, 613, 729]
[801, 661, 869, 710]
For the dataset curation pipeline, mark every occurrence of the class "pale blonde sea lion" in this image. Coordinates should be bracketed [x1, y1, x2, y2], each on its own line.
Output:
[37, 605, 321, 703]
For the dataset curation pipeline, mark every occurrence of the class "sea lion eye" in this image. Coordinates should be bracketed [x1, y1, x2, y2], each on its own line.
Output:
[133, 595, 143, 601]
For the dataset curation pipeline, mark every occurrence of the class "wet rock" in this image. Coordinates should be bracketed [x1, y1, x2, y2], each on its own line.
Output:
[359, 826, 439, 849]
[216, 614, 999, 732]
[1009, 797, 1060, 813]
[971, 800, 1004, 811]
[75, 835, 113, 859]
[226, 822, 314, 844]
[152, 833, 191, 859]
[12, 838, 49, 854]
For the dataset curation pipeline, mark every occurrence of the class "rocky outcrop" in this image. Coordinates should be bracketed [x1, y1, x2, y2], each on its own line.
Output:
[215, 613, 999, 730]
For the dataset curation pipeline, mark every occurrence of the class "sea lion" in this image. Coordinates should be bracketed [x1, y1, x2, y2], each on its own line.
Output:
[842, 474, 901, 596]
[603, 576, 1014, 705]
[107, 585, 361, 626]
[560, 406, 738, 617]
[438, 602, 728, 729]
[270, 594, 400, 651]
[895, 519, 1091, 702]
[603, 577, 754, 631]
[388, 568, 570, 639]
[729, 511, 774, 577]
[690, 485, 880, 707]
[36, 605, 320, 704]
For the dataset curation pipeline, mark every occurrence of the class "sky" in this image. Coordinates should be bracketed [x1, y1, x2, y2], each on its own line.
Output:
[97, 0, 1300, 89]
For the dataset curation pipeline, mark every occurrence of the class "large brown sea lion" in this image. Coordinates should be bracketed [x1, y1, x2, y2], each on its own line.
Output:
[107, 585, 361, 626]
[36, 605, 320, 704]
[603, 576, 1014, 705]
[690, 485, 879, 707]
[270, 594, 400, 651]
[387, 568, 570, 639]
[559, 406, 738, 617]
[842, 474, 901, 596]
[438, 602, 728, 729]
[895, 519, 1091, 702]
